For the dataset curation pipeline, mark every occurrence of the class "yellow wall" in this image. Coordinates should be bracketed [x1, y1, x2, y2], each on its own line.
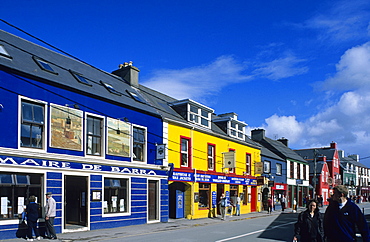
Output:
[167, 124, 261, 176]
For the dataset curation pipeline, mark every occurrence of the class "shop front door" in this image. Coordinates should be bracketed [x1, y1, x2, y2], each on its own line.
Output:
[64, 175, 87, 227]
[148, 180, 159, 221]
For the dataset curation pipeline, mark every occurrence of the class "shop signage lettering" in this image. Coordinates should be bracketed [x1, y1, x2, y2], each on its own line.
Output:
[169, 171, 257, 185]
[0, 156, 164, 176]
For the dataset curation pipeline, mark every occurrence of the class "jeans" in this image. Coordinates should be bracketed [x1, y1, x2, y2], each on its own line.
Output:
[27, 220, 40, 239]
[45, 217, 57, 238]
[235, 204, 240, 216]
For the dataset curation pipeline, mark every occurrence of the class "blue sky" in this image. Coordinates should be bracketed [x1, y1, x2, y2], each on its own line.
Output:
[2, 0, 370, 165]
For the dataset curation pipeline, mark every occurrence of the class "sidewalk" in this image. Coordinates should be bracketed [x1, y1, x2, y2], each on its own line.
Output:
[1, 207, 306, 242]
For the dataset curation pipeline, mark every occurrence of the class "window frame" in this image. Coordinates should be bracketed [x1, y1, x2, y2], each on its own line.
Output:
[100, 81, 122, 96]
[70, 70, 92, 86]
[187, 104, 212, 128]
[132, 125, 147, 163]
[85, 113, 105, 157]
[263, 160, 271, 174]
[180, 136, 192, 168]
[228, 148, 236, 174]
[32, 56, 58, 75]
[102, 175, 131, 217]
[207, 143, 215, 171]
[198, 183, 210, 209]
[0, 45, 12, 59]
[245, 153, 251, 175]
[19, 97, 47, 151]
[276, 163, 282, 176]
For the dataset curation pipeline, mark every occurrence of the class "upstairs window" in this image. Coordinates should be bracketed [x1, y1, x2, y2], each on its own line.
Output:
[127, 90, 147, 103]
[0, 45, 12, 59]
[86, 115, 103, 156]
[101, 81, 121, 95]
[170, 99, 213, 128]
[133, 126, 146, 162]
[20, 100, 45, 149]
[181, 137, 191, 168]
[33, 57, 57, 74]
[245, 153, 251, 175]
[263, 161, 271, 173]
[207, 144, 215, 171]
[276, 163, 282, 176]
[229, 121, 245, 139]
[70, 70, 92, 86]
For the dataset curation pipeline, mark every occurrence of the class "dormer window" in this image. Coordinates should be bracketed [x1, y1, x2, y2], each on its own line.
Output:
[170, 99, 214, 128]
[214, 113, 246, 140]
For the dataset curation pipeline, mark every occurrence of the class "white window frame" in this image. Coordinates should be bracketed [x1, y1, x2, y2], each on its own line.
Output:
[131, 124, 147, 163]
[101, 174, 131, 217]
[85, 112, 105, 157]
[187, 104, 212, 128]
[207, 144, 215, 171]
[18, 96, 48, 152]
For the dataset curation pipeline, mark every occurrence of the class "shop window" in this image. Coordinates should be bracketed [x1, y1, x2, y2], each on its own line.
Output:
[207, 144, 215, 171]
[245, 153, 251, 175]
[180, 137, 191, 167]
[243, 186, 248, 205]
[230, 185, 238, 205]
[133, 126, 146, 162]
[0, 173, 43, 220]
[104, 178, 129, 214]
[20, 100, 45, 149]
[198, 183, 210, 209]
[86, 115, 103, 156]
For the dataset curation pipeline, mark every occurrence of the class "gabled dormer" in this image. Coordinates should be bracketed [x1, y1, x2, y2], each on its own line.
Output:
[169, 99, 214, 128]
[213, 112, 247, 140]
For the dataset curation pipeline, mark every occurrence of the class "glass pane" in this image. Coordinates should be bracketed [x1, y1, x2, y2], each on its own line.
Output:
[112, 180, 121, 187]
[0, 45, 10, 57]
[93, 119, 101, 136]
[33, 105, 44, 124]
[0, 174, 14, 184]
[31, 126, 43, 148]
[201, 118, 208, 126]
[181, 139, 188, 152]
[181, 154, 188, 166]
[133, 144, 143, 161]
[21, 124, 31, 147]
[92, 137, 101, 155]
[201, 109, 208, 118]
[22, 103, 33, 122]
[38, 60, 54, 72]
[231, 122, 236, 128]
[87, 117, 94, 134]
[190, 105, 198, 113]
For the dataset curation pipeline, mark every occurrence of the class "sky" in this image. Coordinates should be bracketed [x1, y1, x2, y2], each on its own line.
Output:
[1, 0, 370, 165]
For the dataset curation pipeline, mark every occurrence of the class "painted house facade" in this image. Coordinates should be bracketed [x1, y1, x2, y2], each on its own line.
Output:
[0, 30, 168, 239]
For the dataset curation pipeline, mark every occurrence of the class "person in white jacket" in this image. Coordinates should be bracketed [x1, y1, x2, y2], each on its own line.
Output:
[45, 192, 57, 240]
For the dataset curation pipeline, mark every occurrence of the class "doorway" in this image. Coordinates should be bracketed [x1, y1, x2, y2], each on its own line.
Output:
[64, 175, 88, 228]
[216, 184, 224, 215]
[148, 180, 159, 221]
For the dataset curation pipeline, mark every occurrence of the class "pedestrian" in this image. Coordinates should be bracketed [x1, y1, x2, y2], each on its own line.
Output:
[281, 195, 286, 212]
[218, 193, 227, 220]
[317, 195, 323, 207]
[235, 195, 241, 216]
[293, 198, 297, 213]
[293, 199, 324, 242]
[45, 192, 57, 240]
[324, 185, 370, 242]
[26, 195, 41, 241]
[267, 197, 273, 214]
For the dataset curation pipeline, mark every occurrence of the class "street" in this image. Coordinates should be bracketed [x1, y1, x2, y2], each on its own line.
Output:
[3, 203, 370, 242]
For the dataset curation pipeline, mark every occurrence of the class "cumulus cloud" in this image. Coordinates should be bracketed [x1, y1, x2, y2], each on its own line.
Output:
[142, 56, 252, 101]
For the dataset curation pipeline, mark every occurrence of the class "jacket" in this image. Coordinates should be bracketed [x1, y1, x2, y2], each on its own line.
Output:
[45, 196, 56, 217]
[324, 198, 370, 242]
[294, 209, 324, 242]
[26, 202, 40, 221]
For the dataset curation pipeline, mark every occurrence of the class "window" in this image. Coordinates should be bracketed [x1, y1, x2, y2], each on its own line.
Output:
[127, 90, 146, 103]
[276, 163, 282, 176]
[230, 185, 238, 205]
[70, 71, 91, 86]
[181, 137, 191, 167]
[243, 186, 251, 205]
[133, 126, 146, 162]
[245, 153, 251, 175]
[229, 148, 235, 173]
[303, 165, 306, 180]
[100, 81, 121, 95]
[0, 45, 12, 59]
[229, 121, 245, 139]
[263, 161, 271, 173]
[20, 100, 45, 149]
[188, 104, 211, 128]
[207, 144, 215, 170]
[297, 164, 301, 179]
[104, 178, 128, 214]
[0, 173, 43, 220]
[290, 162, 294, 178]
[33, 57, 57, 74]
[86, 115, 103, 156]
[198, 183, 210, 209]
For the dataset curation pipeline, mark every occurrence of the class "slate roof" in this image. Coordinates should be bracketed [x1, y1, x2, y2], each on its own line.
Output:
[0, 30, 159, 117]
[260, 146, 285, 162]
[295, 148, 335, 162]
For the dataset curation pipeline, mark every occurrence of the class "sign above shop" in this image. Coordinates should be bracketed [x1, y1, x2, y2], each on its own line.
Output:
[169, 171, 257, 185]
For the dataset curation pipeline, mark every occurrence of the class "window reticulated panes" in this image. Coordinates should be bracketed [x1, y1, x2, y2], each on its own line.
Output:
[21, 101, 44, 148]
[276, 163, 282, 175]
[188, 105, 211, 128]
[181, 137, 190, 167]
[207, 144, 215, 170]
[263, 161, 271, 173]
[104, 178, 128, 214]
[198, 183, 210, 209]
[133, 126, 146, 162]
[0, 173, 42, 220]
[86, 116, 102, 155]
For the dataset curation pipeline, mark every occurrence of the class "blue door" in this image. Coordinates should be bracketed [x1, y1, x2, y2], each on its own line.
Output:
[176, 190, 184, 218]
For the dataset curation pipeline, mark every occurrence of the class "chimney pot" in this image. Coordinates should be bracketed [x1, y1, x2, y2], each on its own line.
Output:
[112, 64, 140, 87]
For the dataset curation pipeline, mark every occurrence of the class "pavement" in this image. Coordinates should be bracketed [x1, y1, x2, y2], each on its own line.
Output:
[1, 207, 308, 242]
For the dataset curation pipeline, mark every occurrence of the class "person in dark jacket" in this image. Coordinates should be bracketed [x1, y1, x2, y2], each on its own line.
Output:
[26, 195, 40, 241]
[324, 185, 370, 242]
[293, 199, 324, 242]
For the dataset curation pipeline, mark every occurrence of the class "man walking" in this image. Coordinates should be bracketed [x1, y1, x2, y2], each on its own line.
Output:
[324, 185, 370, 242]
[45, 192, 57, 240]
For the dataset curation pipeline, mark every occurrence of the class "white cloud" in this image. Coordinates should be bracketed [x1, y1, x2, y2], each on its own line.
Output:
[142, 56, 251, 101]
[253, 53, 308, 80]
[321, 42, 370, 90]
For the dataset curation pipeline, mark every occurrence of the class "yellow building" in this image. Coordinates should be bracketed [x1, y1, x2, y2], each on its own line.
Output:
[157, 99, 262, 219]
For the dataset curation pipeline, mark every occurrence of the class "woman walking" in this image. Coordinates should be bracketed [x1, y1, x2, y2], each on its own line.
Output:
[293, 199, 324, 242]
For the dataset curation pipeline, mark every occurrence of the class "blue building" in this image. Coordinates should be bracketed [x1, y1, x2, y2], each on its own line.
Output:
[0, 30, 168, 239]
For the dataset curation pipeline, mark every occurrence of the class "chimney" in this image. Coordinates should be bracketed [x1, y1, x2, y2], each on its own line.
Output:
[338, 150, 344, 158]
[277, 137, 288, 147]
[251, 129, 265, 142]
[330, 142, 337, 149]
[112, 62, 140, 87]
[348, 154, 359, 162]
